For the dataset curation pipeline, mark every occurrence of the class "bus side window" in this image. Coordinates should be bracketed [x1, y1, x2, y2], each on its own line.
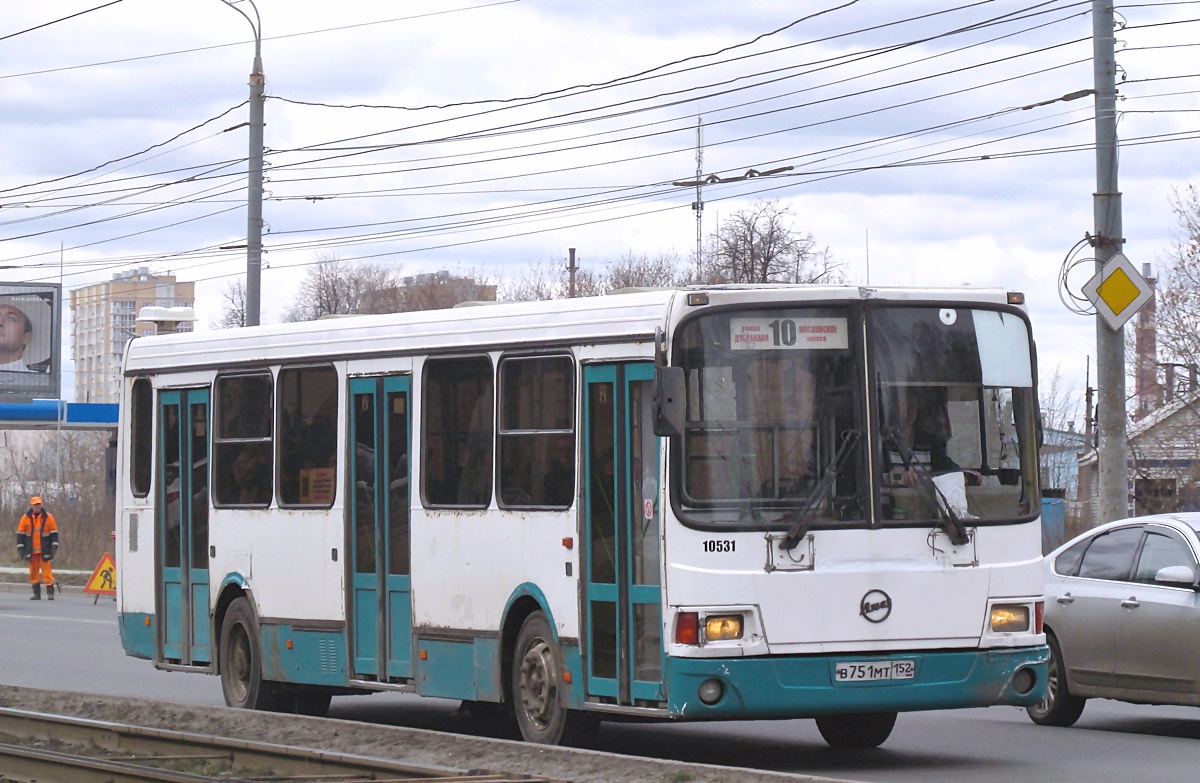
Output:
[498, 355, 575, 509]
[278, 366, 338, 507]
[214, 372, 274, 507]
[130, 377, 153, 497]
[422, 356, 494, 508]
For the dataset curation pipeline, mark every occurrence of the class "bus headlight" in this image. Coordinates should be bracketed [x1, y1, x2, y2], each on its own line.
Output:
[990, 604, 1031, 633]
[704, 615, 743, 641]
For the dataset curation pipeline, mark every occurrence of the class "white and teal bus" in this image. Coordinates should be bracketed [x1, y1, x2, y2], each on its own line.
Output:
[116, 285, 1048, 748]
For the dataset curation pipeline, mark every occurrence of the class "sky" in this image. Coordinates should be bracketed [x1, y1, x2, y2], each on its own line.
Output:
[0, 0, 1197, 406]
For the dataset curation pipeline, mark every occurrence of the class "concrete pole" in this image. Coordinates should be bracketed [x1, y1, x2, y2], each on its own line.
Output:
[221, 0, 264, 327]
[568, 248, 576, 299]
[1092, 0, 1128, 521]
[247, 52, 264, 326]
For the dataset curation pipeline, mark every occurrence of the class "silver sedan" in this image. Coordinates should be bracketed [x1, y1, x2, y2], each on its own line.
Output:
[1028, 513, 1200, 727]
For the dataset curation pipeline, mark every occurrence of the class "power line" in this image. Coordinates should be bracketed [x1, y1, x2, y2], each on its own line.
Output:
[0, 1, 523, 81]
[0, 0, 125, 44]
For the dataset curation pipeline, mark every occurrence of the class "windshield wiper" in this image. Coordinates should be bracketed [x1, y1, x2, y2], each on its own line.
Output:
[779, 430, 861, 551]
[882, 427, 970, 547]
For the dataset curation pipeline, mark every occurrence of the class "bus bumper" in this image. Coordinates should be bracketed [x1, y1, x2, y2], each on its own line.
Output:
[665, 645, 1049, 719]
[118, 612, 156, 661]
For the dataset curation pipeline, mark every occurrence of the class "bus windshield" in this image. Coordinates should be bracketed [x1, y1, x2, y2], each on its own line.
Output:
[675, 306, 864, 522]
[674, 303, 1038, 528]
[872, 306, 1039, 525]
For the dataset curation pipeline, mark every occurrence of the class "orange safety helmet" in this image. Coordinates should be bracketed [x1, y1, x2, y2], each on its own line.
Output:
[29, 496, 43, 505]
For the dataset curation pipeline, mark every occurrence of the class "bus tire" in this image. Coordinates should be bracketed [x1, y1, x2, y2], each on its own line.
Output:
[286, 686, 333, 718]
[1026, 632, 1086, 727]
[511, 611, 596, 746]
[219, 597, 280, 711]
[815, 712, 897, 749]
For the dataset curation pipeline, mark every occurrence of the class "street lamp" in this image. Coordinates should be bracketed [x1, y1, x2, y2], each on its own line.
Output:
[220, 0, 264, 327]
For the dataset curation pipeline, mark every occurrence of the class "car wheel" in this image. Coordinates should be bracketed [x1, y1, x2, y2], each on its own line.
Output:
[815, 712, 897, 749]
[1026, 632, 1086, 727]
[219, 597, 280, 711]
[511, 611, 597, 746]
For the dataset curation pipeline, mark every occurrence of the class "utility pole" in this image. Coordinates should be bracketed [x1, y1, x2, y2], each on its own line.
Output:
[1092, 0, 1128, 522]
[568, 248, 577, 298]
[247, 47, 264, 327]
[693, 118, 704, 269]
[222, 0, 264, 327]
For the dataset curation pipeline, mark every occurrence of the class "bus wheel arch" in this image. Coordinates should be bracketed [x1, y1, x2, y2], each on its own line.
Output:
[500, 593, 546, 709]
[509, 610, 596, 745]
[212, 579, 250, 675]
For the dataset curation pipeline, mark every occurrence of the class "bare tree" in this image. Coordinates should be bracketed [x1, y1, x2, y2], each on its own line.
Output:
[1153, 184, 1200, 370]
[503, 251, 682, 301]
[1039, 365, 1082, 493]
[606, 250, 684, 290]
[0, 430, 114, 569]
[282, 255, 405, 321]
[703, 201, 842, 284]
[213, 278, 247, 329]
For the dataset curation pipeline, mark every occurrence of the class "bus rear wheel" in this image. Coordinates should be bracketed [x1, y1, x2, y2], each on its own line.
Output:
[815, 712, 897, 749]
[219, 597, 280, 711]
[511, 611, 596, 746]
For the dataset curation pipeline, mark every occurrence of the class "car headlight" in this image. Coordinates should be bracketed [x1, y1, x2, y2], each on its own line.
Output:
[704, 615, 743, 641]
[990, 604, 1031, 633]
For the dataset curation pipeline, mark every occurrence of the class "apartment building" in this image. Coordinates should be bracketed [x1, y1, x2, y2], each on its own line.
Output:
[70, 268, 195, 403]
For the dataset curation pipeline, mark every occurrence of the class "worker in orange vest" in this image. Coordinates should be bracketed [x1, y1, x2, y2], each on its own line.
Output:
[16, 497, 58, 601]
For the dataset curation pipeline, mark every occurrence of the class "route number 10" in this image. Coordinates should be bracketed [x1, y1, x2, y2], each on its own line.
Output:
[768, 319, 797, 346]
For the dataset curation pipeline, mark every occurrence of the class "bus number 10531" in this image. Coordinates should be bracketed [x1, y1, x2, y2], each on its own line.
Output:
[703, 540, 735, 553]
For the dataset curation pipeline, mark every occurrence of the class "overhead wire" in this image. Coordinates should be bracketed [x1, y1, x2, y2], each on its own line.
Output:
[7, 0, 1190, 296]
[0, 1, 524, 81]
[279, 0, 1089, 152]
[0, 0, 125, 44]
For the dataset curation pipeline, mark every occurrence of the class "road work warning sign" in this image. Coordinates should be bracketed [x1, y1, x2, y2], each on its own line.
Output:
[84, 552, 117, 595]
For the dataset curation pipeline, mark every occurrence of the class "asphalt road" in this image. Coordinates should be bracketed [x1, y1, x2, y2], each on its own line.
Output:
[4, 585, 1200, 783]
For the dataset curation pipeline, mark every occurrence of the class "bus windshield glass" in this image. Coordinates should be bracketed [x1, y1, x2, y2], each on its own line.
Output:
[675, 306, 864, 523]
[871, 306, 1039, 524]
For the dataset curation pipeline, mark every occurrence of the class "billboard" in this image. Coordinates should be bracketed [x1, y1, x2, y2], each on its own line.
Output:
[0, 282, 61, 401]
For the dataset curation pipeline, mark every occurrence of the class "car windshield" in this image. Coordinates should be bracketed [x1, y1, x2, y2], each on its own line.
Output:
[872, 306, 1039, 523]
[675, 306, 864, 524]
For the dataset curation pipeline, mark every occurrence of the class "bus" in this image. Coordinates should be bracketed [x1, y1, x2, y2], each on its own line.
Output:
[115, 285, 1048, 748]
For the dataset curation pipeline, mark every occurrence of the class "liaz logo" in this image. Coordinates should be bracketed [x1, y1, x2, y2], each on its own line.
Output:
[860, 589, 892, 623]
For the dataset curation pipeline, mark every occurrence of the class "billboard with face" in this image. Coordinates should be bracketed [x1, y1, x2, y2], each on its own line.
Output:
[0, 283, 61, 400]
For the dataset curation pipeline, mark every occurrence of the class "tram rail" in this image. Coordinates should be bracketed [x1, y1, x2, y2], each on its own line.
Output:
[0, 706, 558, 783]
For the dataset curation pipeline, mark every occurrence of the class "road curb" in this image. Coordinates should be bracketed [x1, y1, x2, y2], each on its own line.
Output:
[0, 684, 858, 783]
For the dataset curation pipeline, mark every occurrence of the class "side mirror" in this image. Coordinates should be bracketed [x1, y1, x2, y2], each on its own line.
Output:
[654, 366, 685, 437]
[1154, 564, 1197, 587]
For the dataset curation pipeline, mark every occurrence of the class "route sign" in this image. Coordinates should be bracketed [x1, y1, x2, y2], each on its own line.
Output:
[1082, 253, 1153, 331]
[84, 552, 117, 595]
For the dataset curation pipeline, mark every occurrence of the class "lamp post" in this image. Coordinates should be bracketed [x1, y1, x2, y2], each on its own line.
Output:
[220, 0, 264, 327]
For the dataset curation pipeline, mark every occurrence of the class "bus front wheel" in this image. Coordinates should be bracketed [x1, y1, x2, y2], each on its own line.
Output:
[219, 597, 280, 711]
[815, 712, 897, 749]
[511, 611, 596, 745]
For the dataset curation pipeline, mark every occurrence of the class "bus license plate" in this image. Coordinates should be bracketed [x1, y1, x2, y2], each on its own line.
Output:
[834, 660, 916, 682]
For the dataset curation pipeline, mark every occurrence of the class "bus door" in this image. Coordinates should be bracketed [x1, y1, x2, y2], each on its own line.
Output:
[583, 363, 664, 705]
[157, 388, 211, 665]
[348, 376, 413, 681]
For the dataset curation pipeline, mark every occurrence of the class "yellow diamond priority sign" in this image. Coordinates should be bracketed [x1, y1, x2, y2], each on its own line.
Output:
[1082, 253, 1152, 331]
